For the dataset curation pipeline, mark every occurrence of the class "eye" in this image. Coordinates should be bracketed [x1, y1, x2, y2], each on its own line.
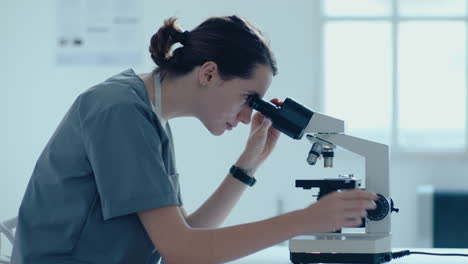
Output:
[242, 93, 252, 103]
[242, 92, 257, 103]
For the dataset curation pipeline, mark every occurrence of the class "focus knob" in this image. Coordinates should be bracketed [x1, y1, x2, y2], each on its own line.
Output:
[367, 194, 390, 221]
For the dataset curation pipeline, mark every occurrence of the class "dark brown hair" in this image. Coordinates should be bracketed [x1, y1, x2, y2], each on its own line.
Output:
[149, 16, 277, 80]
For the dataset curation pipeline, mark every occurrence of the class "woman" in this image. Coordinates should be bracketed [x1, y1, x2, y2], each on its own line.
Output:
[12, 15, 377, 264]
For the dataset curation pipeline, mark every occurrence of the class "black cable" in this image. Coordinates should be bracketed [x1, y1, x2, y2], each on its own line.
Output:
[410, 251, 468, 257]
[391, 250, 468, 260]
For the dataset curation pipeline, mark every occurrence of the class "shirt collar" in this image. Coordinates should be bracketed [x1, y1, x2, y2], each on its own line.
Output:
[151, 72, 167, 127]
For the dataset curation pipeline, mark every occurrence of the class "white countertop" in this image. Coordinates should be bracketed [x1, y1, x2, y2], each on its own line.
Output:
[228, 246, 468, 264]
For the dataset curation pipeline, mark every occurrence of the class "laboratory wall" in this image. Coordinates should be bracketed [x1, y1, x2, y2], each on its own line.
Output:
[2, 0, 468, 257]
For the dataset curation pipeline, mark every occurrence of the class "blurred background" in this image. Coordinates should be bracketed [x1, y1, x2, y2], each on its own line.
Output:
[2, 0, 468, 256]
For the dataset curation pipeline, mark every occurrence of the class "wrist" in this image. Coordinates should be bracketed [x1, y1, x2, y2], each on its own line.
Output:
[235, 154, 259, 176]
[229, 165, 256, 187]
[287, 209, 309, 237]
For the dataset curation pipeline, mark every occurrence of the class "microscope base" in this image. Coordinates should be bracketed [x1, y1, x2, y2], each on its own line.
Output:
[289, 234, 392, 264]
[290, 252, 392, 264]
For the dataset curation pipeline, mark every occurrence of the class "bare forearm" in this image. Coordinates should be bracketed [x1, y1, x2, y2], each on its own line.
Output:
[175, 210, 306, 264]
[141, 190, 379, 264]
[186, 173, 247, 228]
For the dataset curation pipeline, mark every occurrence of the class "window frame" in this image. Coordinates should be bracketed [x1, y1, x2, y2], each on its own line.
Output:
[312, 0, 468, 158]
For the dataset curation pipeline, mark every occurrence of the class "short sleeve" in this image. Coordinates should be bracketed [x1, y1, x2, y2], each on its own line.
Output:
[81, 101, 181, 220]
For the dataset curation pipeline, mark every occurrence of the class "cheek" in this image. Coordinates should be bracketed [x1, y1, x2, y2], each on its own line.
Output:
[206, 89, 244, 118]
[226, 104, 244, 119]
[218, 97, 242, 114]
[204, 102, 235, 122]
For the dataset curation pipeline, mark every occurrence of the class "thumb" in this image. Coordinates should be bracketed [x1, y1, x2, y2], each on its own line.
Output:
[261, 117, 272, 129]
[253, 117, 271, 134]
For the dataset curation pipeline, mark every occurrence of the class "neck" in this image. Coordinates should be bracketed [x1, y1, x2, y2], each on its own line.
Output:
[140, 71, 199, 120]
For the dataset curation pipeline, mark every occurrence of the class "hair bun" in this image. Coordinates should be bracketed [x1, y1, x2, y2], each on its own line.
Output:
[177, 31, 190, 46]
[149, 17, 185, 67]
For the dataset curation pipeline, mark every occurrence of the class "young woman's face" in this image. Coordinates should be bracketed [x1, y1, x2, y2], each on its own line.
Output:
[198, 65, 273, 136]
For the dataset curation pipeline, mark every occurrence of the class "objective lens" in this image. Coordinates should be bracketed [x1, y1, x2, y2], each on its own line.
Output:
[307, 142, 322, 165]
[322, 148, 334, 168]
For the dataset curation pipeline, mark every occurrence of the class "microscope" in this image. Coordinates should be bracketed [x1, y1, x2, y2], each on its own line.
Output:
[248, 96, 399, 264]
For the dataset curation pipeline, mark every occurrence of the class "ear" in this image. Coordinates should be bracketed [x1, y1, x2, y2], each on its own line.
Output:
[198, 61, 219, 87]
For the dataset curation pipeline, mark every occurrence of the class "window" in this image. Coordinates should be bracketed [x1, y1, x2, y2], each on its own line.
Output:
[319, 0, 467, 152]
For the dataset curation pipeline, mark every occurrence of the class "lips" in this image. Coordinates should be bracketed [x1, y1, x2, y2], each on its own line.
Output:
[226, 122, 237, 130]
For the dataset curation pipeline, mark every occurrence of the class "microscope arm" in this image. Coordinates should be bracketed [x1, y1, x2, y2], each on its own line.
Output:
[312, 133, 391, 234]
[303, 112, 345, 134]
[312, 134, 390, 195]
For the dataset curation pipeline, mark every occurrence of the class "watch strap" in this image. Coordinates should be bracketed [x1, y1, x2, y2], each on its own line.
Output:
[229, 165, 256, 187]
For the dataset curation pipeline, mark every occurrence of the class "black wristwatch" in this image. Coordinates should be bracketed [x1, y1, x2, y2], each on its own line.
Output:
[229, 165, 256, 187]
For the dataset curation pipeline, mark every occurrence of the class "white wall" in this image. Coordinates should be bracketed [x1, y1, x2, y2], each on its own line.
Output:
[2, 0, 468, 257]
[1, 1, 7, 202]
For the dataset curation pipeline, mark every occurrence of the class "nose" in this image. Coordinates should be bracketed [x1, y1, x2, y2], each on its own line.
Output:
[237, 105, 253, 124]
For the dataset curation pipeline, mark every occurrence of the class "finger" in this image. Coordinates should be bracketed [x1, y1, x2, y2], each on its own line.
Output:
[343, 200, 377, 210]
[251, 112, 265, 125]
[270, 98, 284, 107]
[262, 117, 272, 128]
[252, 114, 270, 128]
[252, 112, 264, 121]
[343, 208, 368, 218]
[343, 217, 363, 227]
[251, 115, 272, 134]
[267, 125, 281, 139]
[337, 189, 378, 200]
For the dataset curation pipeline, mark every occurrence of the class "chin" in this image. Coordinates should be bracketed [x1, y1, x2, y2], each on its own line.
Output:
[209, 127, 225, 136]
[203, 122, 225, 136]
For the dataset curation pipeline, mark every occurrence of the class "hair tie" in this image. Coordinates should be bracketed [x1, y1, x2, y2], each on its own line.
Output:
[178, 30, 190, 46]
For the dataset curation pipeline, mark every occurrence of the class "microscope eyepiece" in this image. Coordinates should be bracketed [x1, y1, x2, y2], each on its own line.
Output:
[247, 95, 314, 140]
[247, 94, 279, 119]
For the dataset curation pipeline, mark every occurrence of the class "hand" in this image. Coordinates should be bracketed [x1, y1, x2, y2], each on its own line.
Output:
[299, 189, 378, 233]
[235, 99, 282, 174]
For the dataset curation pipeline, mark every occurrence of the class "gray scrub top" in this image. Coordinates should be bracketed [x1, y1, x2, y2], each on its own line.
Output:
[11, 69, 182, 264]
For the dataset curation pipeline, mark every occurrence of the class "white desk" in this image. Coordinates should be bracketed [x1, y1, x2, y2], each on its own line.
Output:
[228, 246, 468, 264]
